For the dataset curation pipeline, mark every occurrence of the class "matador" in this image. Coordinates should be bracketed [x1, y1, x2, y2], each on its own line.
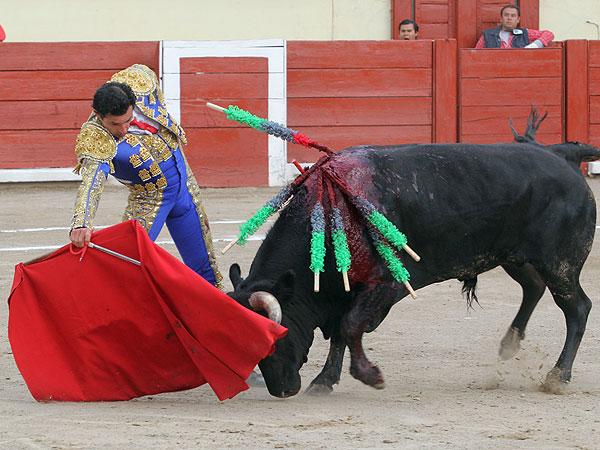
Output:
[70, 64, 222, 288]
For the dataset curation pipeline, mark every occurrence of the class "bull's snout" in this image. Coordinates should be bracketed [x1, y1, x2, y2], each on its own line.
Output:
[264, 376, 301, 398]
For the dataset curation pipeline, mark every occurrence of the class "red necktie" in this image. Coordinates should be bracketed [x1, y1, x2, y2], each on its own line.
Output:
[131, 118, 158, 134]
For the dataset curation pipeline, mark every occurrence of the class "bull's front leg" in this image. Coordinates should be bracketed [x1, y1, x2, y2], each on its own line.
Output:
[340, 286, 389, 389]
[305, 322, 345, 395]
[341, 317, 385, 389]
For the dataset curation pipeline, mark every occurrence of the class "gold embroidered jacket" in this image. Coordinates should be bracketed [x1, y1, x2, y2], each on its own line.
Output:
[70, 64, 223, 288]
[71, 64, 186, 230]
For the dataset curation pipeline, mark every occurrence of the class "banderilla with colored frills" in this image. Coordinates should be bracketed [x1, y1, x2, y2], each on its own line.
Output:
[206, 102, 420, 298]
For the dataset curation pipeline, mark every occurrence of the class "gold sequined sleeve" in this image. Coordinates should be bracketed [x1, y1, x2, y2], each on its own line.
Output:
[70, 158, 109, 230]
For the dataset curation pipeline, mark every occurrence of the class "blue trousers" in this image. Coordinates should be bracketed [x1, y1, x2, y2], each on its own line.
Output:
[146, 150, 217, 286]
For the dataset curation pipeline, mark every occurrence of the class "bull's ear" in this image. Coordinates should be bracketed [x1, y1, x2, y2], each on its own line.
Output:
[229, 263, 243, 288]
[273, 270, 296, 304]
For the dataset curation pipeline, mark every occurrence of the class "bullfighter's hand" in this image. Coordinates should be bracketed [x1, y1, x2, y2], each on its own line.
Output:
[70, 227, 92, 248]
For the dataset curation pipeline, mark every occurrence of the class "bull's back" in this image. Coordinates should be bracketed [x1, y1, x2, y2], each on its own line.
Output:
[329, 143, 595, 281]
[335, 143, 587, 221]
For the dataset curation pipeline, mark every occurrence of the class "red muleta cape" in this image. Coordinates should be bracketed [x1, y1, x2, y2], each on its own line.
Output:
[7, 220, 287, 402]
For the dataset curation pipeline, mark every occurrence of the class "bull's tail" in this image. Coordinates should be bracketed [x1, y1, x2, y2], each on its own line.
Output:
[510, 107, 547, 144]
[460, 277, 479, 309]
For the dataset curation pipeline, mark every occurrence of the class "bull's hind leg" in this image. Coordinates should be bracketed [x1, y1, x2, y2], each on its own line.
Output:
[340, 284, 398, 389]
[305, 323, 345, 395]
[544, 282, 592, 383]
[500, 263, 547, 359]
[534, 256, 592, 384]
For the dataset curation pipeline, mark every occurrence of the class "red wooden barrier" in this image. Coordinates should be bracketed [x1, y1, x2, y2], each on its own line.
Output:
[287, 40, 436, 161]
[459, 47, 563, 144]
[456, 0, 477, 49]
[588, 41, 600, 149]
[416, 0, 455, 40]
[180, 57, 269, 187]
[1, 38, 599, 186]
[0, 42, 160, 169]
[433, 39, 458, 142]
[565, 40, 589, 174]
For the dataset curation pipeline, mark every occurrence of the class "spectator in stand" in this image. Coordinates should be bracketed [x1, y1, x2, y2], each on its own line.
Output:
[475, 4, 554, 49]
[398, 19, 419, 40]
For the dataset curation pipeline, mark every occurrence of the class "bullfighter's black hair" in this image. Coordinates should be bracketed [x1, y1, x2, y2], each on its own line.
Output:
[92, 82, 136, 118]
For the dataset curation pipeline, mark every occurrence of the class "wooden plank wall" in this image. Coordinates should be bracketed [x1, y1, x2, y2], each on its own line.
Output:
[179, 57, 269, 187]
[0, 42, 160, 169]
[459, 47, 564, 144]
[392, 0, 457, 41]
[416, 0, 456, 40]
[287, 40, 434, 162]
[2, 38, 598, 185]
[589, 41, 600, 148]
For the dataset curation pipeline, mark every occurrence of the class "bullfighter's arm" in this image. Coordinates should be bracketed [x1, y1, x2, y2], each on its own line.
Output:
[70, 158, 109, 235]
[70, 121, 117, 245]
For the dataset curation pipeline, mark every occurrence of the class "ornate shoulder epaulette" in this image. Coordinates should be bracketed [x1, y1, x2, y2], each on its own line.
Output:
[134, 64, 160, 85]
[75, 122, 117, 163]
[110, 65, 157, 96]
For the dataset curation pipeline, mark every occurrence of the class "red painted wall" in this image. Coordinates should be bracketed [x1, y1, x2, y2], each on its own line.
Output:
[179, 57, 269, 187]
[287, 40, 438, 162]
[459, 47, 564, 144]
[0, 42, 159, 169]
[1, 37, 599, 186]
[588, 42, 600, 147]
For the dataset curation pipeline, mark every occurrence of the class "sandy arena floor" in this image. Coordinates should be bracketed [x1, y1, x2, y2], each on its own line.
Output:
[0, 179, 599, 449]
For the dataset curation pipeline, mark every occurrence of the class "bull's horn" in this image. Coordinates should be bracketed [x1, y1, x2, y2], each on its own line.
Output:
[249, 291, 282, 324]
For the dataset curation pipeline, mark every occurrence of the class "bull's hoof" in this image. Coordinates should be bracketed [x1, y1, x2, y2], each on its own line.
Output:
[499, 327, 523, 360]
[373, 380, 386, 390]
[540, 367, 570, 394]
[350, 363, 385, 388]
[304, 383, 334, 396]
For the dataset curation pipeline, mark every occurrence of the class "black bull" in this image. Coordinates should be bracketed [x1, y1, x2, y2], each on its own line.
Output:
[228, 136, 600, 398]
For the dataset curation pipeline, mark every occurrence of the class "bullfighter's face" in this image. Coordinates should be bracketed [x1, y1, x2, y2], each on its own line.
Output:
[96, 105, 134, 139]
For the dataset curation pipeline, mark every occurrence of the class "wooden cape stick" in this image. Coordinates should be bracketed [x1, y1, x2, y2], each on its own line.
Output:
[87, 242, 141, 266]
[26, 243, 142, 267]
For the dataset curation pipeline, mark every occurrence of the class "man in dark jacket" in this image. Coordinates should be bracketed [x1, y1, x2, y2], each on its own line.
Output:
[475, 4, 554, 49]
